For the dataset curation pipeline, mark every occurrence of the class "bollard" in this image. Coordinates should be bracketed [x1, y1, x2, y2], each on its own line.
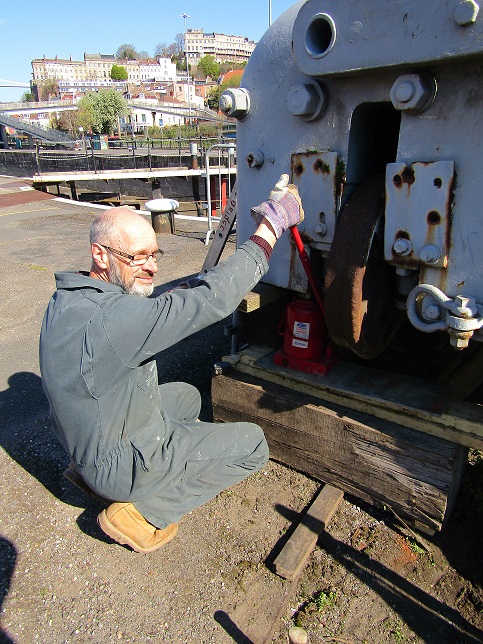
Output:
[144, 198, 179, 235]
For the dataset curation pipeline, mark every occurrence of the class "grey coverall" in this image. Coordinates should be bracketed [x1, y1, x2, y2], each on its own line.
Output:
[39, 240, 269, 528]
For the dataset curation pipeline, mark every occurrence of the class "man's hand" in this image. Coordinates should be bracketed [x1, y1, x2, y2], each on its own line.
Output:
[251, 174, 304, 239]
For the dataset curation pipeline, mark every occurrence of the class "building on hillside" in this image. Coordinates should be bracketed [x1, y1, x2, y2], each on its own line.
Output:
[184, 29, 256, 66]
[31, 54, 177, 98]
[165, 82, 205, 109]
[83, 53, 117, 79]
[121, 96, 185, 134]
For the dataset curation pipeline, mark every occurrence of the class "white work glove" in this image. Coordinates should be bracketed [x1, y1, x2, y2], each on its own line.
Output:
[251, 174, 304, 238]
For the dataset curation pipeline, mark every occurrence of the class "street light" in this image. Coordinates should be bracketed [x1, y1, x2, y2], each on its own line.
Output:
[269, 0, 272, 26]
[180, 12, 192, 124]
[78, 126, 86, 152]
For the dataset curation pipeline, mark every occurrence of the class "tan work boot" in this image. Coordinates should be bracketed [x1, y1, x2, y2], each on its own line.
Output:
[97, 502, 178, 553]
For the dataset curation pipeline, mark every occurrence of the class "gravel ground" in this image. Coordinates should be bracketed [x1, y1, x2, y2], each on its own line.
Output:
[0, 176, 482, 644]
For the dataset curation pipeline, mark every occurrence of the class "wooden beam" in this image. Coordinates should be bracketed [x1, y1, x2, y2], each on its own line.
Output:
[237, 283, 287, 314]
[229, 345, 483, 450]
[273, 484, 343, 581]
[212, 370, 468, 532]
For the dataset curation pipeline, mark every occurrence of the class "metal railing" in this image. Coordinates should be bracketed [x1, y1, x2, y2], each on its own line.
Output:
[204, 143, 237, 244]
[0, 112, 74, 144]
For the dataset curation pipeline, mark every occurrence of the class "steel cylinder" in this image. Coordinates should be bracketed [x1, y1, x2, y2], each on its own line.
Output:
[281, 297, 326, 360]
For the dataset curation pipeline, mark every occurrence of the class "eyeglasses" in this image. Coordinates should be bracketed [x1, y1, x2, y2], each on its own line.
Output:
[100, 244, 164, 266]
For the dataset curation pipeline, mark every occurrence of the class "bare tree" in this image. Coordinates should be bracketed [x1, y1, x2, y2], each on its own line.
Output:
[115, 44, 139, 60]
[175, 33, 185, 55]
[154, 42, 169, 57]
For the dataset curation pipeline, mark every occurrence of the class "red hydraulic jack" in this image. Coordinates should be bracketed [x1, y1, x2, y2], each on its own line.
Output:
[273, 226, 337, 376]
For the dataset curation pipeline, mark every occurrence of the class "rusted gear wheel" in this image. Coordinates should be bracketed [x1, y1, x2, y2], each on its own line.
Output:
[324, 175, 398, 359]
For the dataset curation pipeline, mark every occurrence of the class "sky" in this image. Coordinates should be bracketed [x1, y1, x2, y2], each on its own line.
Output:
[0, 0, 296, 103]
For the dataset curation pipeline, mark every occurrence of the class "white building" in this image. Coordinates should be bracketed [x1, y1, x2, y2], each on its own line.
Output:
[31, 54, 177, 96]
[184, 29, 256, 66]
[121, 97, 185, 134]
[139, 58, 177, 84]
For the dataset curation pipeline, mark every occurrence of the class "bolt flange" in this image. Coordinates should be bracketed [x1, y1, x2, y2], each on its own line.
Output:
[390, 73, 437, 113]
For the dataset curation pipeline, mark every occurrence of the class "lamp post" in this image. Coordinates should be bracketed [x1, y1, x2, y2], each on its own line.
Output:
[78, 125, 86, 155]
[180, 12, 192, 124]
[269, 0, 272, 26]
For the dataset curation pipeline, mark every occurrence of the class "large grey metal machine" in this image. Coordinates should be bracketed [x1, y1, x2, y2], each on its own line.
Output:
[221, 0, 483, 363]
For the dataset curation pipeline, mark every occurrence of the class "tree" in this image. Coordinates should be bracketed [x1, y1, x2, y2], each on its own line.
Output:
[39, 79, 59, 101]
[77, 89, 127, 135]
[166, 42, 179, 57]
[197, 55, 220, 80]
[174, 33, 185, 55]
[154, 42, 168, 57]
[138, 50, 150, 60]
[50, 110, 80, 136]
[115, 44, 139, 60]
[110, 64, 128, 81]
[207, 86, 221, 111]
[219, 61, 245, 75]
[20, 91, 35, 103]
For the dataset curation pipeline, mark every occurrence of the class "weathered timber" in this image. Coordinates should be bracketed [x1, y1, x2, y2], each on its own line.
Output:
[212, 370, 468, 532]
[227, 566, 298, 643]
[229, 346, 483, 450]
[237, 283, 286, 314]
[225, 486, 339, 643]
[273, 484, 343, 581]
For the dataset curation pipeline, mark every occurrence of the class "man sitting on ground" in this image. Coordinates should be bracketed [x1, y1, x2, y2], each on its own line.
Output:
[39, 176, 303, 553]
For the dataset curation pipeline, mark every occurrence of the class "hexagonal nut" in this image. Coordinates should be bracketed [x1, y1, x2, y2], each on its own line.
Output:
[287, 81, 327, 121]
[390, 73, 437, 113]
[450, 334, 471, 349]
[393, 237, 413, 256]
[219, 88, 250, 120]
[454, 0, 480, 26]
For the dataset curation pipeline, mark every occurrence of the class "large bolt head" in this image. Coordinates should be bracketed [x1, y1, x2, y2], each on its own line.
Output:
[390, 73, 437, 113]
[419, 244, 441, 264]
[287, 81, 327, 121]
[454, 0, 480, 26]
[219, 88, 250, 120]
[288, 84, 319, 116]
[393, 237, 413, 256]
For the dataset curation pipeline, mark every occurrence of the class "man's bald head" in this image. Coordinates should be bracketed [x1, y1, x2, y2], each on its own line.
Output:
[90, 207, 153, 247]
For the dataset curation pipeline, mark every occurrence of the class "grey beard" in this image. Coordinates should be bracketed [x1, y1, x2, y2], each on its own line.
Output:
[108, 256, 154, 297]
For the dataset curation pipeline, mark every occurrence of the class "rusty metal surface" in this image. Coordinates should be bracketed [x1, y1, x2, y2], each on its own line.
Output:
[384, 161, 455, 271]
[324, 175, 399, 359]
